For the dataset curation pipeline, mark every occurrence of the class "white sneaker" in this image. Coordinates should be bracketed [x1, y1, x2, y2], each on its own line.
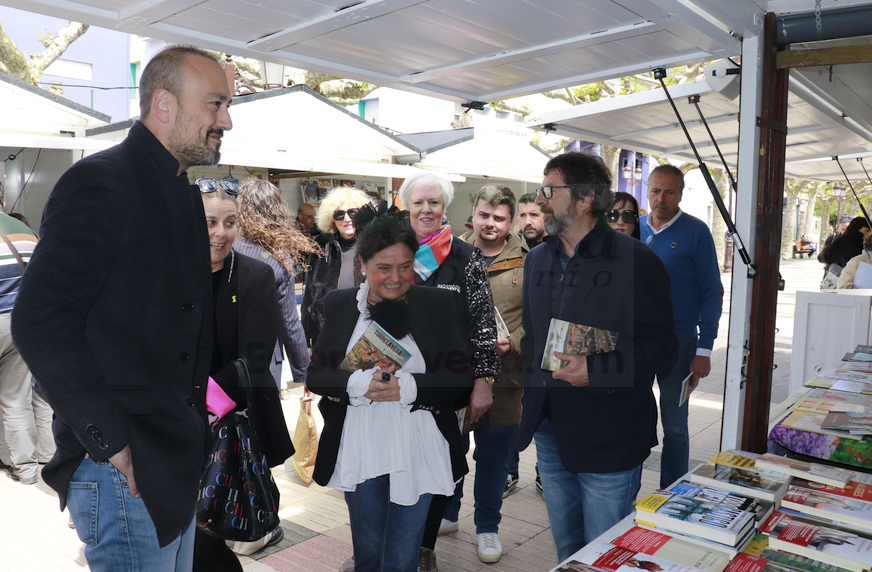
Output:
[477, 532, 502, 563]
[437, 518, 458, 535]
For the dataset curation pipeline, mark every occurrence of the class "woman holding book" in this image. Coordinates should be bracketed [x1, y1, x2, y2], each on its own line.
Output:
[307, 202, 473, 572]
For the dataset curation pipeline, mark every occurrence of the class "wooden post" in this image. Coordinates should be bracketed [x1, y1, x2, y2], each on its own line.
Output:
[741, 12, 790, 452]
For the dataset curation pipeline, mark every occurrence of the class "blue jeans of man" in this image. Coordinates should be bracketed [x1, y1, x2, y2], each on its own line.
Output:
[534, 419, 641, 562]
[66, 457, 196, 572]
[444, 424, 518, 534]
[656, 337, 697, 489]
[345, 474, 432, 572]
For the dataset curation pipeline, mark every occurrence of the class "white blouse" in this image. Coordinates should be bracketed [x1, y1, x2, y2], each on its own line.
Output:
[325, 282, 455, 506]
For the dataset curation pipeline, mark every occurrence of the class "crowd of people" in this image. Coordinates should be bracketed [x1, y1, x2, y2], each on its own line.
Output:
[2, 45, 728, 572]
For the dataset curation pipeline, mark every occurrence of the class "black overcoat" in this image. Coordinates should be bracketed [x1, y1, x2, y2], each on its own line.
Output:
[12, 121, 213, 547]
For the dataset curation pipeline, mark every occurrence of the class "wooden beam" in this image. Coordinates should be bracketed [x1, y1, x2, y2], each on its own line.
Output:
[777, 44, 872, 69]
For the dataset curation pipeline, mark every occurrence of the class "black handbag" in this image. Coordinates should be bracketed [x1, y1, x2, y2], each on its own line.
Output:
[196, 358, 281, 541]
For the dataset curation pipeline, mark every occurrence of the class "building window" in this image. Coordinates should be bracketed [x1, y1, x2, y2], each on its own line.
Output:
[130, 62, 140, 100]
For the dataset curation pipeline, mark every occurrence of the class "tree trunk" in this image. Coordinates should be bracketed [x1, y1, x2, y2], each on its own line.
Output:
[819, 198, 833, 246]
[710, 168, 728, 268]
[803, 190, 818, 238]
[781, 191, 799, 259]
[0, 20, 33, 83]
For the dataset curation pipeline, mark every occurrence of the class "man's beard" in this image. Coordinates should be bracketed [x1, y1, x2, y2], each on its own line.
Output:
[523, 226, 544, 240]
[543, 200, 579, 236]
[169, 108, 222, 171]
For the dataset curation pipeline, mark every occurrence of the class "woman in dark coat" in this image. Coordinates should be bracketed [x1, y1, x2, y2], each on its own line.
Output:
[307, 203, 473, 572]
[193, 179, 294, 572]
[301, 186, 374, 346]
[820, 216, 870, 277]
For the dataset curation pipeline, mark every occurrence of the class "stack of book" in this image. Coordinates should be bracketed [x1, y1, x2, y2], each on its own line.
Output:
[801, 345, 872, 396]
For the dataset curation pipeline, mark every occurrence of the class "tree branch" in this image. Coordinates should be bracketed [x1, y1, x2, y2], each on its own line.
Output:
[0, 19, 32, 83]
[29, 21, 89, 77]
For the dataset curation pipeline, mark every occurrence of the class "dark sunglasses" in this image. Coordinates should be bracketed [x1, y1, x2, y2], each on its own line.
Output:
[332, 208, 360, 221]
[196, 178, 239, 196]
[606, 209, 637, 224]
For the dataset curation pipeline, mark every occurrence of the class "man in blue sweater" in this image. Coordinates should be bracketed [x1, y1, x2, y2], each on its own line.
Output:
[640, 164, 723, 489]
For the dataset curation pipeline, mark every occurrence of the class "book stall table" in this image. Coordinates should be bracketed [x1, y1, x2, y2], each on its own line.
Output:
[766, 387, 872, 472]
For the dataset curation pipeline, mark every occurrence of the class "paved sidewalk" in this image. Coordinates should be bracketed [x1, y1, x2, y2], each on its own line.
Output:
[0, 257, 824, 572]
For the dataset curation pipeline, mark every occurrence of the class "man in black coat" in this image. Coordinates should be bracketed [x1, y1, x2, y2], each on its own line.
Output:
[11, 46, 232, 570]
[517, 152, 678, 562]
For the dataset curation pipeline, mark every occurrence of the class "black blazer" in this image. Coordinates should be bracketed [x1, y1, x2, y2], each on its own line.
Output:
[213, 251, 294, 468]
[12, 121, 213, 547]
[517, 221, 679, 474]
[307, 285, 472, 486]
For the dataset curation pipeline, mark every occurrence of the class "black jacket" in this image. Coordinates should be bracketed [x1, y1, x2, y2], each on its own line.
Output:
[517, 221, 679, 473]
[306, 286, 473, 486]
[213, 251, 294, 468]
[12, 121, 213, 547]
[301, 232, 359, 346]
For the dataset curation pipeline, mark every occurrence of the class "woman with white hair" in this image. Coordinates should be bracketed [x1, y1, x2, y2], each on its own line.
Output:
[399, 170, 500, 571]
[301, 187, 375, 346]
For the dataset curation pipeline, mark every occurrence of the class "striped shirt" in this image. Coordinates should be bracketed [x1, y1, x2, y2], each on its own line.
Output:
[0, 214, 38, 314]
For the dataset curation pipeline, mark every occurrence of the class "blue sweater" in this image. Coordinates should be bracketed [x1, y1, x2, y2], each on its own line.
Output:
[640, 212, 723, 350]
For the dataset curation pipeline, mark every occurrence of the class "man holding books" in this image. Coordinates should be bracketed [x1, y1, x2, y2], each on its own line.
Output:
[442, 184, 527, 563]
[518, 152, 678, 561]
[640, 164, 723, 490]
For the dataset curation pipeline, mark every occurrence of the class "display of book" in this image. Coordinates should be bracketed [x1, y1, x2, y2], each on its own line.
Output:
[609, 527, 732, 572]
[755, 454, 854, 489]
[634, 522, 755, 558]
[742, 532, 855, 572]
[781, 485, 872, 533]
[635, 483, 758, 546]
[339, 321, 411, 372]
[762, 512, 872, 572]
[568, 542, 712, 572]
[779, 411, 864, 441]
[541, 318, 619, 371]
[690, 452, 790, 502]
[821, 412, 872, 435]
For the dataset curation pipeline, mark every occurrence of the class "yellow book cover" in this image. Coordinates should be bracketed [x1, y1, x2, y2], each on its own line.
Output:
[742, 532, 769, 557]
[635, 492, 670, 513]
[709, 451, 756, 469]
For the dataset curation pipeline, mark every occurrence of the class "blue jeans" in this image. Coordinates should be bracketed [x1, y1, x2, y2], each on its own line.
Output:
[534, 419, 641, 562]
[656, 337, 696, 489]
[66, 457, 196, 572]
[345, 474, 432, 572]
[444, 424, 518, 534]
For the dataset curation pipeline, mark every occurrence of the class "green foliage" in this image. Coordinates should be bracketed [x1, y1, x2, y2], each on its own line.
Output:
[571, 83, 603, 103]
[36, 28, 54, 48]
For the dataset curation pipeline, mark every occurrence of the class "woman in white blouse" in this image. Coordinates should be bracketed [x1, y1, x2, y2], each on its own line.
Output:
[307, 202, 473, 572]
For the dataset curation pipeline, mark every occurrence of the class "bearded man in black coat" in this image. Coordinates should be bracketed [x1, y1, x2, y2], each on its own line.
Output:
[12, 46, 233, 571]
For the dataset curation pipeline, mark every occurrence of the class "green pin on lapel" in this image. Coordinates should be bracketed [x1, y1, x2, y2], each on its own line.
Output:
[232, 295, 237, 303]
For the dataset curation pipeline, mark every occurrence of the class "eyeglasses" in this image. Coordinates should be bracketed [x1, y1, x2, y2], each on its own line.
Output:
[606, 209, 637, 224]
[534, 185, 580, 199]
[196, 178, 239, 196]
[332, 208, 360, 221]
[298, 213, 316, 220]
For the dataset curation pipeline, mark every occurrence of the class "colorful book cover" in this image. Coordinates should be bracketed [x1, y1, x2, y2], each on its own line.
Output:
[541, 318, 619, 371]
[742, 531, 855, 572]
[805, 377, 838, 390]
[634, 521, 752, 558]
[778, 411, 863, 441]
[840, 363, 872, 374]
[796, 397, 868, 414]
[568, 543, 710, 572]
[691, 458, 789, 502]
[339, 321, 411, 372]
[782, 484, 872, 531]
[806, 390, 872, 408]
[766, 512, 872, 572]
[756, 454, 854, 488]
[791, 478, 872, 504]
[822, 411, 872, 431]
[610, 527, 731, 572]
[635, 483, 756, 545]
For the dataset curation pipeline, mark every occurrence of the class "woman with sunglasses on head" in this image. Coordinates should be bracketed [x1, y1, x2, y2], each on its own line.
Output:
[301, 187, 375, 347]
[606, 192, 641, 240]
[192, 178, 294, 571]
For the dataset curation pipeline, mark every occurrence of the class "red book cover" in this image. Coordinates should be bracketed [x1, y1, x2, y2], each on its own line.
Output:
[779, 521, 820, 548]
[792, 478, 872, 504]
[613, 528, 670, 554]
[759, 511, 790, 534]
[723, 554, 767, 572]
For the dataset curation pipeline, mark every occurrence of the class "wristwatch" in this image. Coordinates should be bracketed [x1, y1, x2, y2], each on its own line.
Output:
[483, 376, 496, 386]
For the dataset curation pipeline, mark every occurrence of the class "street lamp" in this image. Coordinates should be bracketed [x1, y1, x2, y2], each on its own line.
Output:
[834, 182, 848, 225]
[622, 159, 643, 188]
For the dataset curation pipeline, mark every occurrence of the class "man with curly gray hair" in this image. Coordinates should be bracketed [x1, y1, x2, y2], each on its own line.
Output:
[517, 152, 678, 561]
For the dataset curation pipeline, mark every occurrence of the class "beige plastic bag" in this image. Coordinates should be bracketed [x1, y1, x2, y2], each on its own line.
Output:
[292, 393, 319, 484]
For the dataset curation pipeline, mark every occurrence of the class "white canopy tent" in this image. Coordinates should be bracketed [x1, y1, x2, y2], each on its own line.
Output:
[5, 0, 872, 449]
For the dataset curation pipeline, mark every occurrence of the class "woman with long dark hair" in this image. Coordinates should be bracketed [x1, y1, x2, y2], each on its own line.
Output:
[820, 216, 870, 285]
[606, 191, 641, 240]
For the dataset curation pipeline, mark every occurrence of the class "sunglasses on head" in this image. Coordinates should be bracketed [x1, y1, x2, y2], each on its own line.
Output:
[196, 178, 239, 196]
[606, 209, 637, 224]
[332, 208, 360, 221]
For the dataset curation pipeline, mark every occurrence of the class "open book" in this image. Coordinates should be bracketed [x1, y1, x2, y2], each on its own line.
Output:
[339, 321, 411, 372]
[541, 318, 619, 371]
